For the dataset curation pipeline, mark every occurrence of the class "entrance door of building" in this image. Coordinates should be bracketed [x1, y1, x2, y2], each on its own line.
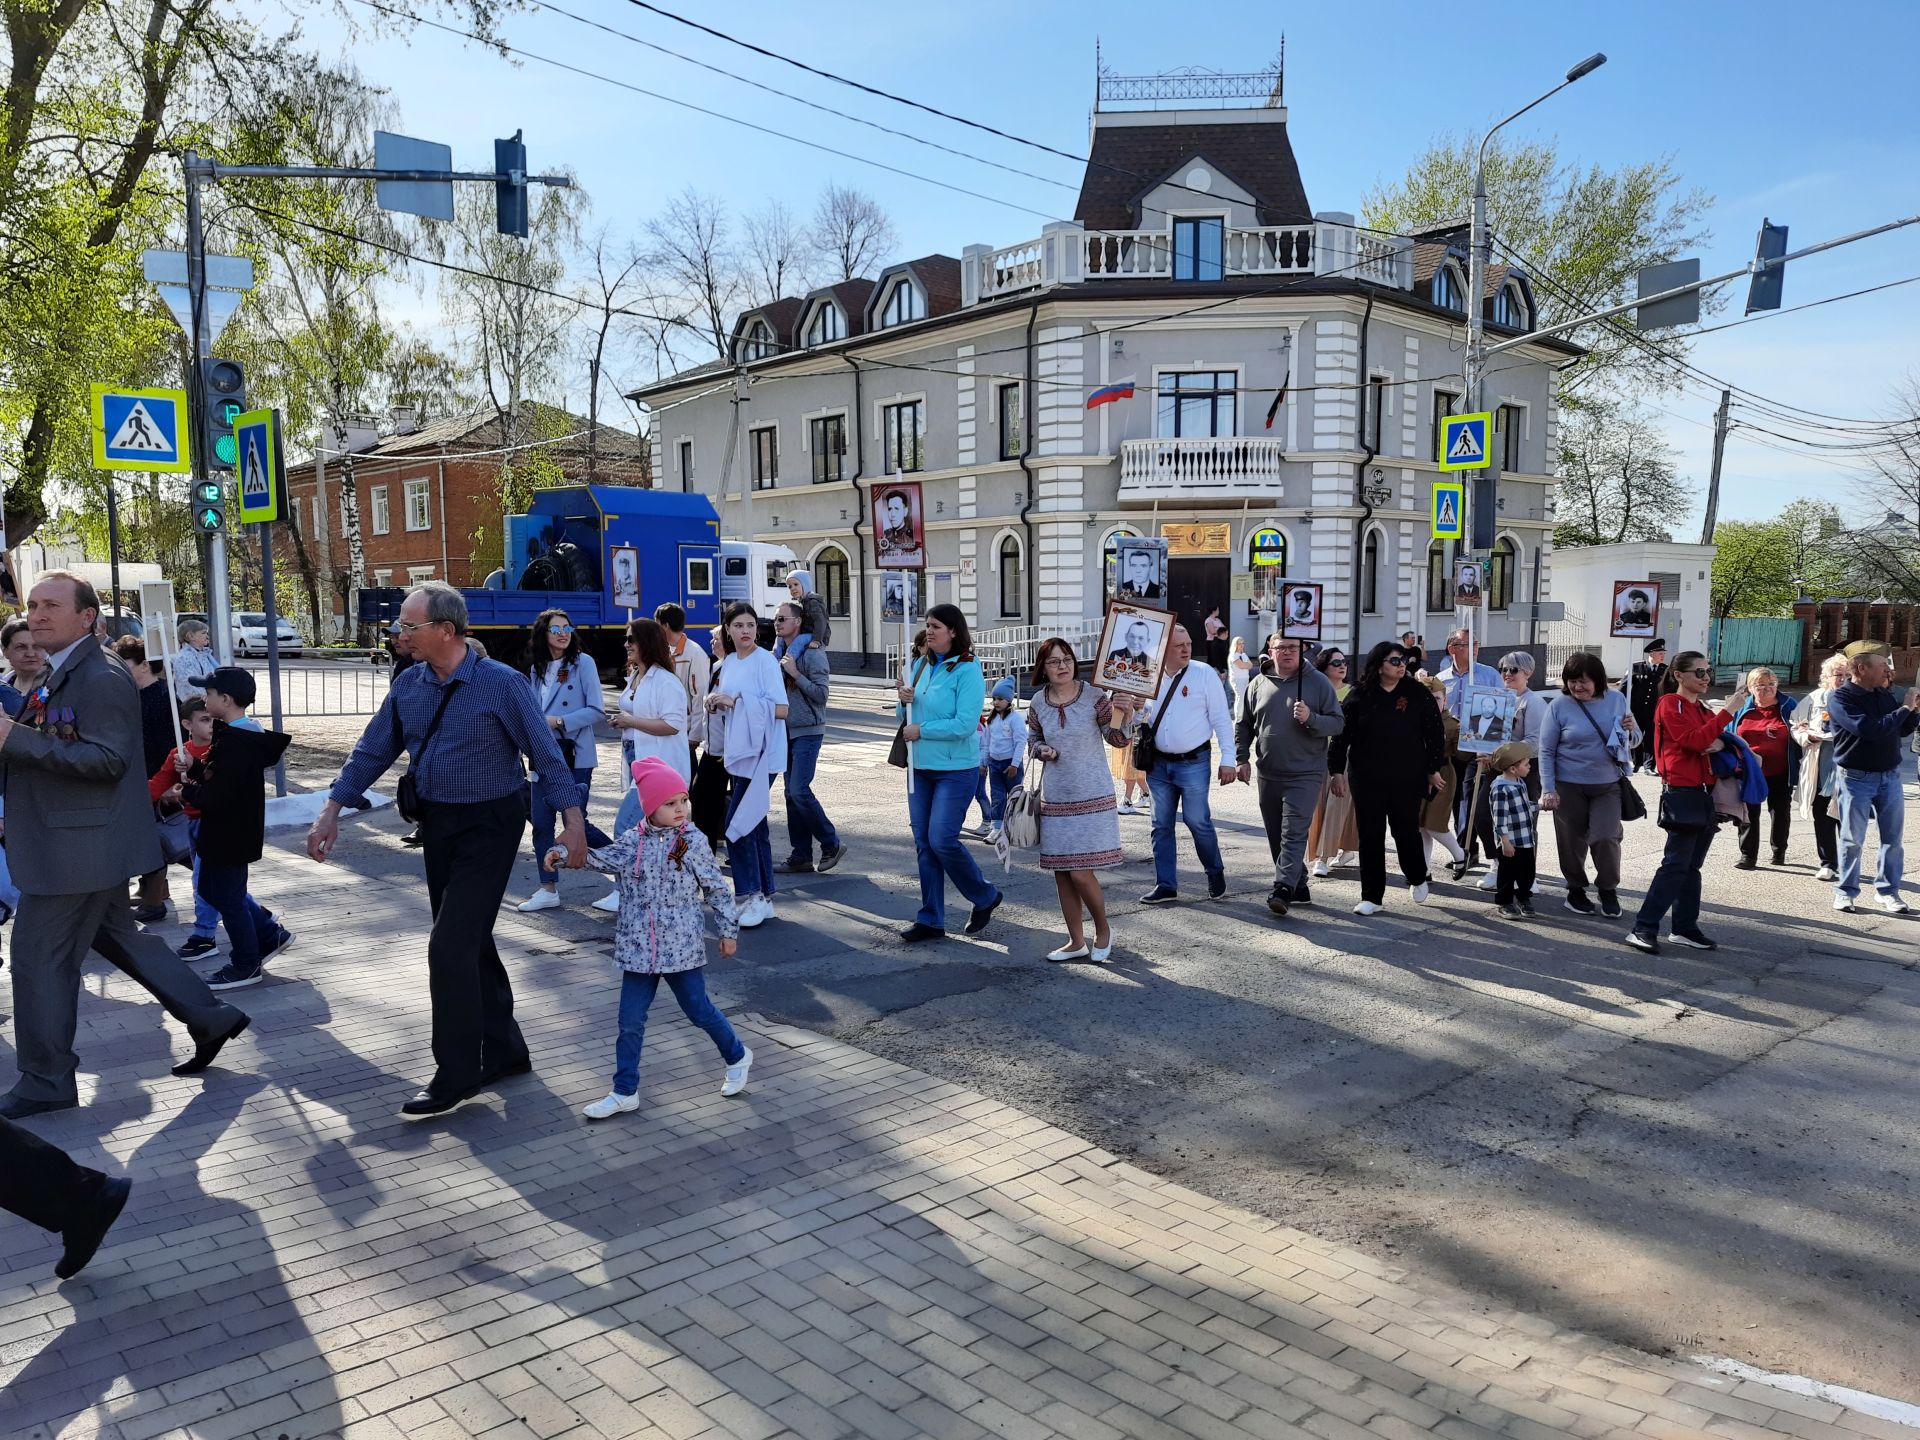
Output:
[1166, 558, 1230, 661]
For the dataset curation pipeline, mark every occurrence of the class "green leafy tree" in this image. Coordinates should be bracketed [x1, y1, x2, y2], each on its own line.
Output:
[1553, 396, 1689, 546]
[1710, 519, 1796, 620]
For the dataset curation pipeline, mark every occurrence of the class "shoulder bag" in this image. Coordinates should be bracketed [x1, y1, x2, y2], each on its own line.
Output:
[392, 681, 461, 823]
[1131, 664, 1190, 774]
[887, 658, 928, 769]
[1002, 760, 1044, 850]
[1651, 704, 1715, 831]
[1571, 698, 1646, 823]
[155, 805, 194, 866]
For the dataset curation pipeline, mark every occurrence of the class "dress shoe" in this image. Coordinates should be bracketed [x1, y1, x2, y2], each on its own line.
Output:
[133, 903, 167, 926]
[56, 1176, 132, 1279]
[1139, 885, 1178, 905]
[1206, 871, 1228, 900]
[172, 1011, 250, 1076]
[400, 1083, 485, 1119]
[482, 1056, 533, 1084]
[964, 891, 1002, 935]
[0, 1093, 77, 1120]
[899, 922, 945, 943]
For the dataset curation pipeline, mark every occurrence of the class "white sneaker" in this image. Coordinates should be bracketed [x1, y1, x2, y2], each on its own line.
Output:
[1117, 802, 1137, 816]
[1410, 881, 1430, 905]
[582, 1091, 639, 1121]
[516, 888, 561, 913]
[1878, 894, 1912, 914]
[1477, 871, 1500, 892]
[591, 891, 621, 914]
[1814, 866, 1838, 882]
[1311, 859, 1331, 878]
[1352, 900, 1382, 916]
[985, 827, 1003, 845]
[721, 1046, 753, 1097]
[737, 895, 770, 928]
[1833, 895, 1856, 912]
[1335, 851, 1358, 867]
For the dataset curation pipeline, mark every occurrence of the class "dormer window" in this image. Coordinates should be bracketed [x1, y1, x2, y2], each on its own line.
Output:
[879, 278, 923, 327]
[805, 304, 843, 346]
[1493, 280, 1528, 329]
[1172, 217, 1224, 281]
[739, 318, 775, 361]
[1432, 262, 1464, 311]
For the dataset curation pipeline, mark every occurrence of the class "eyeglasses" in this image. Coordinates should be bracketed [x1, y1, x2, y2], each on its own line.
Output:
[549, 624, 574, 634]
[390, 619, 444, 636]
[1383, 655, 1407, 667]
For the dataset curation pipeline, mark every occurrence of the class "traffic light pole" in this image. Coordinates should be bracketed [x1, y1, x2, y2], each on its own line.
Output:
[183, 153, 234, 663]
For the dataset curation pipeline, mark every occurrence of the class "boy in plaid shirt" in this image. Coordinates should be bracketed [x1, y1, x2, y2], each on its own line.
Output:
[1488, 741, 1538, 919]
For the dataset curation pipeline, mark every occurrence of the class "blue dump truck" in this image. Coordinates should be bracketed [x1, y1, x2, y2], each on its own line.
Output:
[357, 486, 796, 673]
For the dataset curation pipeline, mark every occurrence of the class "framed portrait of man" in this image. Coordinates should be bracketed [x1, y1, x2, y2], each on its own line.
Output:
[1459, 685, 1517, 755]
[1454, 558, 1483, 608]
[1279, 581, 1322, 640]
[873, 480, 926, 570]
[1611, 581, 1660, 638]
[1094, 600, 1173, 701]
[609, 545, 640, 611]
[880, 570, 919, 625]
[1112, 537, 1169, 601]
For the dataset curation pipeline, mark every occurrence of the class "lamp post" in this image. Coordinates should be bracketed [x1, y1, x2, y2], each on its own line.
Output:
[1463, 53, 1607, 413]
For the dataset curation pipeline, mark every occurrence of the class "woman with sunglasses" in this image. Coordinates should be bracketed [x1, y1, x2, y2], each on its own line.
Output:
[517, 609, 608, 913]
[1627, 650, 1733, 954]
[1327, 642, 1447, 915]
[1305, 648, 1358, 878]
[1463, 652, 1542, 890]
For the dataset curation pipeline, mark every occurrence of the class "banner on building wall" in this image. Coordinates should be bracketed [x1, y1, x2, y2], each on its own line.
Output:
[1161, 522, 1232, 557]
[873, 478, 925, 569]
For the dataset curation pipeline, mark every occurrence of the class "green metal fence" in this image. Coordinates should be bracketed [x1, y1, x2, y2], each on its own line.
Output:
[1708, 617, 1804, 685]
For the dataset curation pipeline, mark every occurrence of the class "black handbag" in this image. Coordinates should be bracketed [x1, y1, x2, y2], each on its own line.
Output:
[393, 682, 460, 823]
[1570, 698, 1646, 822]
[1657, 785, 1714, 831]
[1132, 664, 1192, 773]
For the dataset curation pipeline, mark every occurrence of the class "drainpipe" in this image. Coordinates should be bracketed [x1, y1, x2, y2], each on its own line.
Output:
[845, 355, 871, 668]
[1348, 292, 1378, 661]
[1017, 300, 1040, 627]
[436, 447, 450, 582]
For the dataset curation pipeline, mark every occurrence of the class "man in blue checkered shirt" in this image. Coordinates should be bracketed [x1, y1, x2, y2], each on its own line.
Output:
[309, 583, 587, 1118]
[1488, 740, 1538, 919]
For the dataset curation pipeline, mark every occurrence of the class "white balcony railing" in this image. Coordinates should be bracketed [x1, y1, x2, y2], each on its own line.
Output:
[962, 216, 1415, 305]
[1118, 435, 1287, 499]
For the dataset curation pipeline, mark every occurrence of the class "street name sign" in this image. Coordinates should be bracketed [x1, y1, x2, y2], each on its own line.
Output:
[92, 385, 191, 472]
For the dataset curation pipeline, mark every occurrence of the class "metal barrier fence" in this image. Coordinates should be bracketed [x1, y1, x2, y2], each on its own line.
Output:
[884, 621, 1105, 687]
[239, 653, 392, 717]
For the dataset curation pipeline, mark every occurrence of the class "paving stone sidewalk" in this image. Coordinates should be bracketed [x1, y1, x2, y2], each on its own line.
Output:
[0, 846, 1896, 1440]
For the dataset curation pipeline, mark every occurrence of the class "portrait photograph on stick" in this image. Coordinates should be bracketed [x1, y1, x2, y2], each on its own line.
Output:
[1454, 558, 1483, 608]
[1610, 581, 1660, 638]
[609, 545, 640, 611]
[1279, 581, 1323, 640]
[880, 570, 919, 624]
[1094, 600, 1172, 700]
[873, 480, 926, 569]
[1460, 685, 1518, 753]
[1112, 537, 1169, 601]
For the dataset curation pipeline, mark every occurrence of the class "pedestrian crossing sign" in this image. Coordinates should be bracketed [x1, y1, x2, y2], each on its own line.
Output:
[1432, 481, 1465, 540]
[91, 385, 191, 473]
[1437, 411, 1492, 471]
[233, 407, 283, 524]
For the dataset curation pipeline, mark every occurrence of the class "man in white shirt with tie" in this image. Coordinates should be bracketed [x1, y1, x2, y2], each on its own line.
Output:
[1130, 626, 1237, 904]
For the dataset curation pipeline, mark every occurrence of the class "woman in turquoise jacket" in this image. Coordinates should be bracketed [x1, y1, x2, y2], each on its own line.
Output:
[894, 604, 1002, 941]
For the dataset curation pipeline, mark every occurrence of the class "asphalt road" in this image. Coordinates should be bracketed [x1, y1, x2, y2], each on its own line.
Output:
[286, 690, 1920, 1403]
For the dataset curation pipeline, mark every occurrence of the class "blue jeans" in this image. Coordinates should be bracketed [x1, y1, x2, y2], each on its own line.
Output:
[909, 768, 999, 929]
[1836, 766, 1904, 899]
[1147, 753, 1226, 890]
[986, 759, 1023, 825]
[197, 861, 270, 969]
[189, 820, 275, 946]
[532, 766, 595, 884]
[1633, 816, 1717, 937]
[612, 967, 743, 1096]
[725, 773, 774, 899]
[783, 734, 838, 862]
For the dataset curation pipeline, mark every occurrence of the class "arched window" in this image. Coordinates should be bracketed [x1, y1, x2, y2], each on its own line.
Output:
[1488, 537, 1517, 611]
[1432, 262, 1464, 312]
[879, 279, 923, 327]
[998, 534, 1023, 618]
[1492, 281, 1528, 329]
[1426, 541, 1452, 613]
[804, 304, 843, 346]
[1101, 527, 1139, 596]
[739, 319, 774, 361]
[1362, 530, 1381, 615]
[812, 544, 850, 619]
[1247, 529, 1286, 616]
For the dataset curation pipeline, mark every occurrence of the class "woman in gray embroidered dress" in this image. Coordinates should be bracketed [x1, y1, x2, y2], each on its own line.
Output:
[1026, 637, 1124, 964]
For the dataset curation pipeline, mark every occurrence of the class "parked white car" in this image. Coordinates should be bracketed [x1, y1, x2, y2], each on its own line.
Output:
[231, 612, 304, 657]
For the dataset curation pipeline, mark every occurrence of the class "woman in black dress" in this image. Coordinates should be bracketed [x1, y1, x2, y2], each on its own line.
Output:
[1328, 640, 1448, 915]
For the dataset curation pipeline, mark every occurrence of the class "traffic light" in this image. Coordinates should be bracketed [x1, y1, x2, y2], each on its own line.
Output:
[199, 357, 246, 470]
[192, 478, 225, 535]
[1745, 219, 1789, 315]
[495, 131, 528, 238]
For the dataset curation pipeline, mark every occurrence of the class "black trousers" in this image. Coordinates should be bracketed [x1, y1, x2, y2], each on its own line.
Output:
[420, 790, 531, 1093]
[1812, 792, 1838, 870]
[1496, 844, 1537, 904]
[1739, 772, 1792, 862]
[1353, 783, 1429, 903]
[690, 750, 730, 852]
[0, 1117, 104, 1233]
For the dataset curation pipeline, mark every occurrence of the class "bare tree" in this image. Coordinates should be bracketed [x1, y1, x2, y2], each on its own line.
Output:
[810, 183, 897, 283]
[741, 200, 814, 309]
[577, 227, 657, 483]
[646, 187, 739, 360]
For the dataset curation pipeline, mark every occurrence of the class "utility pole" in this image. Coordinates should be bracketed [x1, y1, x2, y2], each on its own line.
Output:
[1698, 388, 1732, 545]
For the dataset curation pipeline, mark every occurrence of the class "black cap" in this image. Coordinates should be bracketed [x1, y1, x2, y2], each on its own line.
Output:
[204, 666, 256, 707]
[1643, 639, 1667, 655]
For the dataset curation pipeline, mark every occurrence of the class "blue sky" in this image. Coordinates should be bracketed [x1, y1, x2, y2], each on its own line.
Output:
[281, 0, 1920, 529]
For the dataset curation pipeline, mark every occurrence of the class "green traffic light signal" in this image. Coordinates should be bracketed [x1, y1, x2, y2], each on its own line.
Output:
[213, 433, 238, 465]
[194, 480, 222, 504]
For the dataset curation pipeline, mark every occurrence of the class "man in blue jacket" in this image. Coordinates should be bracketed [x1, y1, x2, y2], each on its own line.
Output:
[1827, 640, 1920, 915]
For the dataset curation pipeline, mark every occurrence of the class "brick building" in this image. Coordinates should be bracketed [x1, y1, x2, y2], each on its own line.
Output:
[277, 405, 649, 639]
[1795, 597, 1920, 682]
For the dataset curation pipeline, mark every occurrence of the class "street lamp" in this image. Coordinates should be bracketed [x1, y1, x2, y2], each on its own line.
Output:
[1464, 53, 1607, 412]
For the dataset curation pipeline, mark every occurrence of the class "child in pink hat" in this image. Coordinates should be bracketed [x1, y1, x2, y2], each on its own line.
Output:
[548, 756, 750, 1119]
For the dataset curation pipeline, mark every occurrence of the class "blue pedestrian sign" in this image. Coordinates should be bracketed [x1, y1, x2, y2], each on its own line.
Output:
[1437, 411, 1492, 472]
[1432, 481, 1465, 540]
[91, 385, 190, 473]
[233, 407, 284, 524]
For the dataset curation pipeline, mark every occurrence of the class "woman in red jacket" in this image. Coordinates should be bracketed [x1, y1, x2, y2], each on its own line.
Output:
[1627, 650, 1733, 955]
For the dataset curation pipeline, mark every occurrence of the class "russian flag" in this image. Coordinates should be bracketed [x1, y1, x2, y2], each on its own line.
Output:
[1086, 377, 1135, 409]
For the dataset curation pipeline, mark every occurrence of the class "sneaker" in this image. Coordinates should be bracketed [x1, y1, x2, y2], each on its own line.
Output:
[177, 935, 218, 959]
[1598, 890, 1623, 919]
[1668, 929, 1717, 951]
[1814, 866, 1838, 882]
[206, 963, 264, 991]
[1139, 885, 1178, 905]
[1117, 802, 1138, 816]
[1352, 900, 1382, 916]
[516, 889, 560, 913]
[721, 1047, 753, 1097]
[1519, 900, 1537, 917]
[816, 842, 846, 872]
[582, 1092, 639, 1121]
[1878, 894, 1913, 915]
[1310, 859, 1331, 879]
[984, 827, 1003, 846]
[1564, 891, 1597, 916]
[259, 927, 294, 960]
[1206, 871, 1227, 901]
[1624, 931, 1660, 954]
[1477, 871, 1500, 892]
[1409, 881, 1430, 905]
[737, 896, 771, 929]
[1497, 901, 1525, 920]
[592, 892, 621, 914]
[1265, 888, 1291, 917]
[1290, 882, 1313, 906]
[774, 858, 815, 874]
[971, 823, 993, 839]
[1335, 851, 1358, 867]
[1833, 895, 1857, 913]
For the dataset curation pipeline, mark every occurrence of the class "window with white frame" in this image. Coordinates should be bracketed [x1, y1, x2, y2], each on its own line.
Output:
[1156, 371, 1237, 438]
[751, 426, 778, 489]
[372, 568, 393, 588]
[312, 496, 325, 538]
[407, 565, 435, 584]
[879, 279, 922, 327]
[739, 319, 775, 361]
[1432, 262, 1464, 311]
[404, 477, 431, 531]
[1493, 281, 1528, 329]
[882, 400, 924, 473]
[370, 484, 390, 535]
[814, 545, 850, 618]
[805, 304, 843, 346]
[809, 415, 845, 484]
[1362, 530, 1381, 614]
[1366, 375, 1390, 453]
[997, 534, 1022, 618]
[1172, 216, 1225, 281]
[997, 383, 1023, 460]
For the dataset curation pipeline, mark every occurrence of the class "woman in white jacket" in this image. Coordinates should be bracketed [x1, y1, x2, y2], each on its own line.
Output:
[517, 608, 608, 913]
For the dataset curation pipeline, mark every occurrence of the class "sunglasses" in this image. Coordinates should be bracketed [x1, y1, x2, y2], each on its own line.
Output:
[1684, 667, 1713, 679]
[1327, 658, 1348, 667]
[1499, 666, 1523, 675]
[1383, 655, 1408, 667]
[549, 624, 574, 634]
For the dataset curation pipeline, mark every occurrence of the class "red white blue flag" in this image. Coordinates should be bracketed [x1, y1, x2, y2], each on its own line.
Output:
[1086, 378, 1135, 410]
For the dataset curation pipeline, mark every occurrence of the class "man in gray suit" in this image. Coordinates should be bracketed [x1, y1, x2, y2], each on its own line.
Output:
[0, 572, 250, 1118]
